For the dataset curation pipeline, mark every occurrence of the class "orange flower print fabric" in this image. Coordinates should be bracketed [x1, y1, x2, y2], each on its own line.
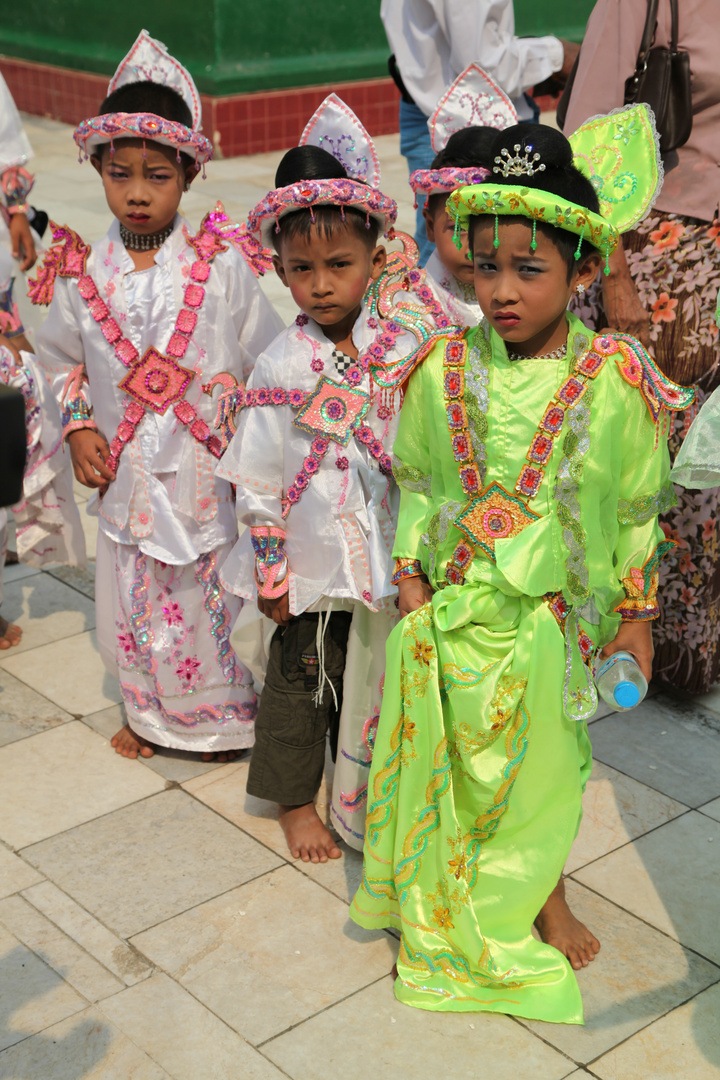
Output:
[570, 210, 720, 692]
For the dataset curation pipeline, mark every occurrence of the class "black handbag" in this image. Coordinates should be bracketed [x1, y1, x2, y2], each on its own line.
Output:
[557, 0, 692, 153]
[624, 0, 692, 152]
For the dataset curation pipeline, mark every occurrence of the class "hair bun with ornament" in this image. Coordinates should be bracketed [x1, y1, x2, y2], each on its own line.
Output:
[247, 94, 397, 245]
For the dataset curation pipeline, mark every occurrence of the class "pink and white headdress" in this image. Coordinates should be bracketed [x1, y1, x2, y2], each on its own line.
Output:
[73, 30, 213, 167]
[247, 93, 397, 244]
[409, 64, 518, 199]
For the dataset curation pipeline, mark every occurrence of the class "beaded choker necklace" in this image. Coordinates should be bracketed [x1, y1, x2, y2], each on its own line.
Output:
[507, 344, 567, 362]
[119, 222, 174, 252]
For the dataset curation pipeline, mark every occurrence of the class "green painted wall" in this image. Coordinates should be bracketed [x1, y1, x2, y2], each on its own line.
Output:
[0, 0, 593, 95]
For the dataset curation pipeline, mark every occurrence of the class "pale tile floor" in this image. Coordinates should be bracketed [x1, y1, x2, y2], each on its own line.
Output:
[0, 113, 718, 1079]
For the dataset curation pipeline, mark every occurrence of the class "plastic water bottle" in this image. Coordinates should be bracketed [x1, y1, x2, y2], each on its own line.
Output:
[594, 651, 648, 711]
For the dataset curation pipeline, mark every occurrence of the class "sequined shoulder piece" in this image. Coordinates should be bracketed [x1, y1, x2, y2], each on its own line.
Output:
[28, 222, 90, 306]
[197, 201, 272, 277]
[591, 332, 695, 422]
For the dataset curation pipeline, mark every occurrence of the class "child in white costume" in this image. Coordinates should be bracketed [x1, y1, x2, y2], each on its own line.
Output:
[0, 338, 86, 649]
[407, 65, 517, 327]
[218, 96, 428, 860]
[31, 31, 282, 759]
[0, 72, 43, 336]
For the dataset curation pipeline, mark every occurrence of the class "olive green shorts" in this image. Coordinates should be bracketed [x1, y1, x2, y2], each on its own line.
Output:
[247, 610, 353, 805]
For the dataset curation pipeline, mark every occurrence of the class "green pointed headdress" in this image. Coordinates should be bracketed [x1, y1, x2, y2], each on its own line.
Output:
[447, 104, 662, 273]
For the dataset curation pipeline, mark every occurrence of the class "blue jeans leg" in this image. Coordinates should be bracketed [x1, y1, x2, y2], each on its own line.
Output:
[399, 99, 435, 266]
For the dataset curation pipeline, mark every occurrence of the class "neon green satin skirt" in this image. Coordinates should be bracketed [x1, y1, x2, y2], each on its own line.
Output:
[349, 581, 592, 1024]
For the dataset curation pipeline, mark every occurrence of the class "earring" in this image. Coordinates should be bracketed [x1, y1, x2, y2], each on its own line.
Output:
[576, 282, 586, 295]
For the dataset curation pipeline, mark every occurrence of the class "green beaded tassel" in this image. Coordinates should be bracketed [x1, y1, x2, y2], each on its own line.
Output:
[574, 221, 586, 261]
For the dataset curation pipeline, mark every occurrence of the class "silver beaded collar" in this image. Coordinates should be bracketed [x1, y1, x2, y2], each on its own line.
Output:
[507, 344, 567, 362]
[119, 222, 175, 251]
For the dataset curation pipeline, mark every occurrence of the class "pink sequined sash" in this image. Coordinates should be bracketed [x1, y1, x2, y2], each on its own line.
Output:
[76, 216, 229, 475]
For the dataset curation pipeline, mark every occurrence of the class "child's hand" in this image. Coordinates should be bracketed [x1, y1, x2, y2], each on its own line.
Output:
[67, 429, 115, 492]
[257, 591, 291, 627]
[9, 213, 37, 272]
[397, 575, 434, 619]
[600, 621, 654, 683]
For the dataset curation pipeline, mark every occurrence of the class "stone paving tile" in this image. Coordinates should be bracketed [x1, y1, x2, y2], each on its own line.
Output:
[0, 667, 73, 748]
[0, 629, 122, 715]
[183, 758, 364, 904]
[22, 789, 283, 938]
[566, 761, 688, 873]
[0, 924, 86, 1052]
[100, 973, 287, 1080]
[518, 881, 720, 1063]
[85, 703, 235, 784]
[692, 684, 720, 718]
[0, 894, 123, 1002]
[573, 812, 720, 965]
[588, 694, 720, 807]
[699, 797, 720, 822]
[47, 559, 96, 601]
[0, 844, 43, 900]
[22, 881, 153, 986]
[262, 974, 576, 1080]
[589, 982, 720, 1080]
[0, 722, 165, 849]
[1, 562, 41, 585]
[130, 864, 397, 1046]
[0, 573, 95, 655]
[0, 1005, 171, 1079]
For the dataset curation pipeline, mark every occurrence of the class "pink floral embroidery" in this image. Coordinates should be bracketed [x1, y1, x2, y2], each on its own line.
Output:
[163, 601, 184, 627]
[176, 655, 201, 684]
[117, 632, 137, 658]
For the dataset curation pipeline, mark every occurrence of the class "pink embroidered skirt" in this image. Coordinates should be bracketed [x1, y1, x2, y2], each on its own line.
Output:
[96, 531, 258, 751]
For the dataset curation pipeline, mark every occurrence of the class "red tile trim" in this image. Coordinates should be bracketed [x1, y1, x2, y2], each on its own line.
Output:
[0, 55, 401, 159]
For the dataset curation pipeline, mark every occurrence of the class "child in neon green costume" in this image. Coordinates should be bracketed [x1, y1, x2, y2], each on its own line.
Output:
[349, 108, 694, 1024]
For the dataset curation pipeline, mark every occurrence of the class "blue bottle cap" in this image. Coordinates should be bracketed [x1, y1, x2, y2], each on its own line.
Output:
[614, 680, 640, 709]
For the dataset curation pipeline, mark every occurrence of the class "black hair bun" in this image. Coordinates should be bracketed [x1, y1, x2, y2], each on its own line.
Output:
[274, 145, 348, 188]
[490, 122, 599, 214]
[432, 125, 497, 170]
[491, 122, 574, 174]
[100, 82, 192, 128]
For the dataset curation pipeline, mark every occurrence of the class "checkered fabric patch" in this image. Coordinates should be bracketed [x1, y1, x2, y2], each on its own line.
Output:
[332, 350, 355, 377]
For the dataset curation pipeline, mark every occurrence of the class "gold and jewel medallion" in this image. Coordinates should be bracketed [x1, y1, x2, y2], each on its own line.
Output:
[454, 482, 540, 560]
[293, 375, 370, 446]
[118, 347, 195, 415]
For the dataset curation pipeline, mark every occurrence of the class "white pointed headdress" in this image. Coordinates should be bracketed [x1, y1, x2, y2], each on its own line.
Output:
[109, 30, 202, 131]
[300, 93, 381, 188]
[410, 64, 517, 199]
[248, 94, 397, 244]
[429, 64, 517, 152]
[73, 29, 213, 166]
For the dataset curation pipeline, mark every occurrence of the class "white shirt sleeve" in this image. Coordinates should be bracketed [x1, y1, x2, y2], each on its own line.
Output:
[382, 0, 563, 116]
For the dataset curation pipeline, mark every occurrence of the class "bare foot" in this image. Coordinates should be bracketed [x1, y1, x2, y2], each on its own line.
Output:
[278, 802, 342, 863]
[110, 725, 155, 759]
[535, 877, 600, 970]
[0, 616, 22, 650]
[201, 749, 240, 763]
